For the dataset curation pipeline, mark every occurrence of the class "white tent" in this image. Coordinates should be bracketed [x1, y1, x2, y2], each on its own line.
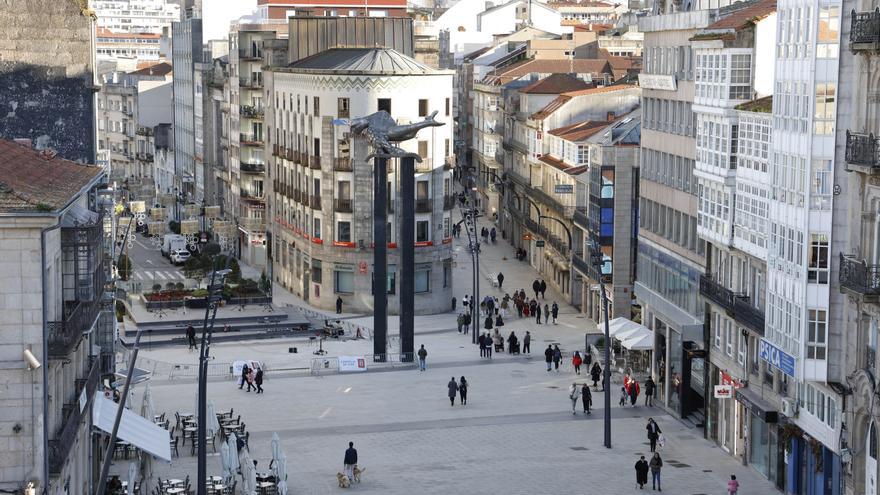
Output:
[92, 394, 171, 461]
[608, 317, 645, 338]
[621, 332, 653, 351]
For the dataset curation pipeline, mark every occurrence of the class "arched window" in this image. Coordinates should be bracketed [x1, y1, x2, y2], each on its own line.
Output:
[870, 422, 878, 460]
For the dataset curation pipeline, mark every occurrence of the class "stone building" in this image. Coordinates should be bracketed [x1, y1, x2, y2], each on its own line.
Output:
[97, 79, 139, 184]
[266, 17, 455, 314]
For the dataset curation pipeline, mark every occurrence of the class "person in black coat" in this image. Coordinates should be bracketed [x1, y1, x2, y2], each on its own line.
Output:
[539, 280, 547, 298]
[336, 296, 343, 314]
[186, 325, 197, 350]
[255, 368, 264, 394]
[582, 383, 592, 414]
[646, 418, 662, 452]
[590, 363, 602, 389]
[635, 455, 650, 489]
[645, 377, 656, 406]
[344, 442, 358, 482]
[239, 364, 249, 390]
[497, 272, 504, 288]
[478, 333, 486, 358]
[484, 315, 493, 330]
[532, 279, 541, 299]
[463, 312, 471, 334]
[544, 345, 553, 372]
[535, 304, 542, 324]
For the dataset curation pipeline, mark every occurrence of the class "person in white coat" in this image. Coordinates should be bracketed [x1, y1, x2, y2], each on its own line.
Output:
[569, 382, 582, 414]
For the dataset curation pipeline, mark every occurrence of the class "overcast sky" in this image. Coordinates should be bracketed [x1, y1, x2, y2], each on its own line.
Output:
[202, 0, 258, 41]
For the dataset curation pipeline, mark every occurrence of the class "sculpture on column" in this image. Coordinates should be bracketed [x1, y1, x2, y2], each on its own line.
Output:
[346, 110, 444, 161]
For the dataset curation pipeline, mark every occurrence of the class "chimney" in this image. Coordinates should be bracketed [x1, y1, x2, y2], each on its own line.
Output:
[606, 111, 615, 121]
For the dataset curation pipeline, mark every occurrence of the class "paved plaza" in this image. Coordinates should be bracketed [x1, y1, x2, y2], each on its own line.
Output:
[123, 215, 776, 494]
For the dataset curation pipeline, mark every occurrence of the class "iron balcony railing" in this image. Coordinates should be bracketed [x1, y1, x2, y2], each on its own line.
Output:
[840, 253, 880, 296]
[240, 105, 264, 119]
[851, 8, 880, 46]
[333, 157, 352, 172]
[310, 195, 321, 209]
[240, 162, 265, 173]
[335, 199, 353, 213]
[443, 195, 456, 210]
[49, 357, 100, 474]
[49, 260, 104, 361]
[845, 131, 880, 168]
[239, 77, 262, 89]
[571, 252, 592, 277]
[416, 199, 432, 213]
[239, 133, 263, 146]
[310, 155, 322, 170]
[732, 295, 765, 336]
[699, 274, 736, 312]
[415, 159, 434, 172]
[238, 217, 266, 233]
[238, 49, 261, 60]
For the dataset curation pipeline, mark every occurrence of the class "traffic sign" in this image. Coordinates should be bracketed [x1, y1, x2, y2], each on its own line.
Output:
[536, 240, 545, 247]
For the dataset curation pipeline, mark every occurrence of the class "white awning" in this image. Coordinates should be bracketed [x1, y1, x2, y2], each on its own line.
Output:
[621, 332, 653, 351]
[607, 317, 653, 351]
[607, 317, 645, 338]
[93, 394, 171, 462]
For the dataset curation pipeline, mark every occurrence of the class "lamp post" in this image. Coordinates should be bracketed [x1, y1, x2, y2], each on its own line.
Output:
[589, 239, 612, 449]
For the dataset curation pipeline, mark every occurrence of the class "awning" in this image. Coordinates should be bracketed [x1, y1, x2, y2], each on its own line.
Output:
[93, 394, 171, 461]
[621, 332, 653, 351]
[734, 386, 779, 424]
[608, 317, 647, 338]
[607, 317, 653, 350]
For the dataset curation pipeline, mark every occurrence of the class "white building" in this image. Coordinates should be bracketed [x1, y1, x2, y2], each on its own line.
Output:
[172, 16, 204, 214]
[97, 78, 139, 184]
[93, 0, 181, 34]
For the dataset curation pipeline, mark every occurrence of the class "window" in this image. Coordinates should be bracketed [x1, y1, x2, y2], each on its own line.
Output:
[725, 319, 733, 356]
[313, 217, 321, 239]
[714, 313, 722, 349]
[415, 263, 430, 293]
[738, 330, 746, 365]
[311, 259, 322, 283]
[443, 260, 451, 288]
[445, 97, 450, 116]
[418, 140, 428, 159]
[314, 137, 321, 157]
[334, 265, 354, 293]
[577, 145, 589, 164]
[814, 83, 836, 135]
[337, 97, 350, 118]
[313, 96, 320, 116]
[807, 309, 827, 360]
[417, 180, 429, 199]
[810, 159, 832, 210]
[417, 220, 429, 242]
[337, 221, 351, 242]
[808, 233, 829, 283]
[378, 98, 391, 113]
[816, 6, 840, 58]
[418, 99, 429, 117]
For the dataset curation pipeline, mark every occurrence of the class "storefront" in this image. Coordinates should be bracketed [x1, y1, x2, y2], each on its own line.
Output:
[709, 368, 746, 458]
[786, 435, 842, 495]
[735, 386, 785, 491]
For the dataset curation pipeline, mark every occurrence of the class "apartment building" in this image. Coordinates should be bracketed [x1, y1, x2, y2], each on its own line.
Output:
[265, 16, 455, 314]
[95, 29, 163, 65]
[97, 79, 139, 183]
[171, 15, 204, 215]
[93, 0, 181, 34]
[255, 0, 408, 20]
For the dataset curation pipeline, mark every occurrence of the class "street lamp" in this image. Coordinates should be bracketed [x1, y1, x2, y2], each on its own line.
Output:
[589, 239, 612, 449]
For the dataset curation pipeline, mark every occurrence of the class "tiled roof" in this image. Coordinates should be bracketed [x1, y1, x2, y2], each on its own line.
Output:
[128, 62, 172, 77]
[0, 140, 103, 213]
[96, 27, 160, 39]
[289, 48, 434, 74]
[483, 58, 613, 85]
[735, 95, 773, 113]
[548, 120, 609, 141]
[530, 85, 637, 120]
[530, 95, 573, 120]
[538, 154, 571, 171]
[561, 83, 637, 97]
[519, 73, 592, 94]
[704, 0, 776, 31]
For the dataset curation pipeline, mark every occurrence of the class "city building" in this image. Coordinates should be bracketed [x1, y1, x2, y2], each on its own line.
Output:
[204, 57, 232, 219]
[93, 0, 181, 34]
[97, 78, 139, 183]
[0, 0, 96, 163]
[153, 122, 175, 197]
[570, 112, 641, 322]
[597, 25, 644, 57]
[0, 139, 111, 494]
[228, 19, 289, 268]
[172, 14, 204, 214]
[95, 29, 164, 67]
[547, 0, 623, 25]
[265, 16, 455, 314]
[255, 0, 408, 20]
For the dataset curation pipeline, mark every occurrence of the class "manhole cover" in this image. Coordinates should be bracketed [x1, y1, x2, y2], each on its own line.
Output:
[701, 470, 712, 473]
[547, 386, 559, 389]
[569, 447, 588, 451]
[670, 463, 691, 468]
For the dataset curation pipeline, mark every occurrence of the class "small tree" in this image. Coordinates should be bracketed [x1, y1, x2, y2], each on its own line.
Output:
[152, 283, 162, 292]
[165, 282, 177, 290]
[183, 257, 204, 280]
[175, 282, 185, 290]
[117, 254, 132, 281]
[203, 242, 221, 257]
[168, 220, 180, 234]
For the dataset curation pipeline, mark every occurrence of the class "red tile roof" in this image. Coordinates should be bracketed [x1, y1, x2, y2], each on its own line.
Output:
[519, 73, 592, 94]
[128, 62, 172, 77]
[0, 140, 103, 213]
[530, 95, 573, 120]
[483, 58, 613, 85]
[561, 83, 637, 97]
[538, 154, 571, 171]
[530, 85, 637, 121]
[548, 120, 609, 141]
[704, 0, 776, 31]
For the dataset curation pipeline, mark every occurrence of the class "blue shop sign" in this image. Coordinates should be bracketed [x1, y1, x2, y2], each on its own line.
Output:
[759, 339, 796, 377]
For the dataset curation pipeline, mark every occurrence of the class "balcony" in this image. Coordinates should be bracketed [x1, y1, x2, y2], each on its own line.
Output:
[238, 49, 261, 61]
[699, 274, 735, 312]
[333, 157, 352, 172]
[239, 78, 262, 89]
[732, 295, 765, 336]
[310, 195, 321, 209]
[573, 207, 589, 231]
[335, 199, 353, 213]
[415, 159, 434, 172]
[292, 189, 302, 203]
[239, 133, 263, 146]
[529, 186, 574, 218]
[240, 162, 265, 173]
[240, 190, 265, 202]
[238, 217, 266, 233]
[840, 253, 880, 296]
[136, 151, 153, 162]
[240, 105, 264, 120]
[49, 358, 100, 474]
[867, 346, 877, 371]
[416, 198, 432, 213]
[48, 299, 102, 359]
[851, 9, 880, 49]
[572, 252, 593, 278]
[845, 131, 880, 169]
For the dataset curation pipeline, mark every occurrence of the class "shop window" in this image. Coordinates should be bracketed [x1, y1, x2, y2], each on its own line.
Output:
[334, 266, 353, 293]
[311, 259, 322, 284]
[415, 264, 430, 293]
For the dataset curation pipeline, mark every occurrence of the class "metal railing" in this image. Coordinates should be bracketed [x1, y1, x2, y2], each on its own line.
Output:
[416, 198, 432, 213]
[240, 162, 265, 173]
[443, 195, 456, 210]
[239, 133, 263, 145]
[49, 358, 100, 474]
[415, 159, 434, 172]
[573, 207, 589, 230]
[49, 297, 102, 359]
[571, 252, 593, 277]
[845, 130, 880, 168]
[333, 157, 352, 172]
[310, 195, 321, 209]
[699, 274, 735, 312]
[732, 295, 765, 336]
[851, 8, 880, 46]
[240, 105, 264, 119]
[238, 217, 266, 233]
[238, 49, 261, 60]
[840, 253, 880, 295]
[239, 77, 262, 89]
[310, 155, 322, 170]
[335, 199, 353, 213]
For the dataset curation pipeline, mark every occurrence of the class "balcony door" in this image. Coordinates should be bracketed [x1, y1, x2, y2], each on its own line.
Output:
[868, 421, 877, 495]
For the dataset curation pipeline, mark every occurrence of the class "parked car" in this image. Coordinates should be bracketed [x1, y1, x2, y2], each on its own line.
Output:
[170, 249, 191, 265]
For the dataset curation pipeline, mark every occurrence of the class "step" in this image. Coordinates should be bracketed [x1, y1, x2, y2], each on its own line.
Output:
[120, 326, 315, 347]
[124, 320, 311, 337]
[132, 312, 290, 329]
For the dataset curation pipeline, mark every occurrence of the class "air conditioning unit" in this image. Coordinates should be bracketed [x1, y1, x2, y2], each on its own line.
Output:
[781, 398, 799, 418]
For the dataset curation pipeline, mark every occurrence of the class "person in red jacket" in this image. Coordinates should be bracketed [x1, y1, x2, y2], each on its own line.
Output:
[572, 351, 583, 374]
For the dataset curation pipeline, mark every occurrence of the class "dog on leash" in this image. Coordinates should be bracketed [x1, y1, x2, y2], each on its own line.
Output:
[336, 472, 350, 488]
[353, 465, 366, 483]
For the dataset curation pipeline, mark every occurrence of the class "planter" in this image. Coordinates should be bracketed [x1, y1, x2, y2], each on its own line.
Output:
[144, 299, 185, 310]
[185, 297, 208, 309]
[226, 295, 272, 306]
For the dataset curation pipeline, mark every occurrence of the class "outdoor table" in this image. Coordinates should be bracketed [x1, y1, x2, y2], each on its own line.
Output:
[257, 481, 276, 494]
[216, 410, 232, 419]
[208, 476, 223, 482]
[167, 479, 184, 487]
[183, 427, 198, 444]
[165, 488, 185, 495]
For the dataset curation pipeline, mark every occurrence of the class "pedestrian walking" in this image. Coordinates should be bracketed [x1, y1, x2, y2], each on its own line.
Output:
[582, 383, 592, 414]
[485, 333, 493, 358]
[649, 453, 663, 491]
[540, 280, 547, 298]
[336, 296, 343, 314]
[569, 382, 581, 414]
[727, 475, 739, 495]
[497, 272, 504, 289]
[523, 331, 531, 353]
[495, 313, 504, 327]
[645, 376, 656, 407]
[619, 386, 628, 407]
[239, 364, 249, 389]
[553, 345, 562, 371]
[584, 349, 592, 367]
[543, 303, 549, 324]
[186, 325, 197, 350]
[463, 312, 471, 334]
[459, 376, 468, 405]
[478, 333, 486, 358]
[544, 345, 553, 372]
[246, 368, 256, 392]
[516, 298, 523, 317]
[535, 303, 542, 324]
[551, 302, 559, 324]
[646, 418, 662, 452]
[590, 362, 601, 388]
[635, 456, 650, 490]
[255, 368, 264, 394]
[462, 294, 470, 310]
[344, 442, 358, 483]
[630, 378, 640, 407]
[532, 279, 540, 299]
[484, 315, 493, 330]
[457, 313, 464, 333]
[447, 377, 459, 406]
[418, 344, 428, 371]
[490, 227, 497, 243]
[572, 351, 583, 375]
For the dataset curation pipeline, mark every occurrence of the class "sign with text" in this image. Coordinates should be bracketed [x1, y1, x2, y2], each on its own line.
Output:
[338, 356, 367, 373]
[759, 339, 796, 377]
[535, 240, 545, 247]
[714, 384, 733, 399]
[638, 74, 677, 91]
[554, 184, 574, 194]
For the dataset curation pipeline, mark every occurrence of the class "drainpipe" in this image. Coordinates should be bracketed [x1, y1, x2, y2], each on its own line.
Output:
[40, 222, 62, 494]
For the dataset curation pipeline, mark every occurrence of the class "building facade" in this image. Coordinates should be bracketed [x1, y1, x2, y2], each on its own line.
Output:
[172, 15, 204, 214]
[255, 0, 408, 20]
[93, 0, 181, 34]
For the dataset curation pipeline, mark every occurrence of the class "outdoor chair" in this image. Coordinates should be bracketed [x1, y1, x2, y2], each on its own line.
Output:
[171, 437, 179, 458]
[175, 411, 181, 429]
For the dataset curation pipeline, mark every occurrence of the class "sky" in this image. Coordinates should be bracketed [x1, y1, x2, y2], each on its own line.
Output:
[201, 0, 258, 41]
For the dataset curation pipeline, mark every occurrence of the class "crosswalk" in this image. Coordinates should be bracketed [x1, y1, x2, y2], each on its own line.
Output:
[133, 269, 186, 281]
